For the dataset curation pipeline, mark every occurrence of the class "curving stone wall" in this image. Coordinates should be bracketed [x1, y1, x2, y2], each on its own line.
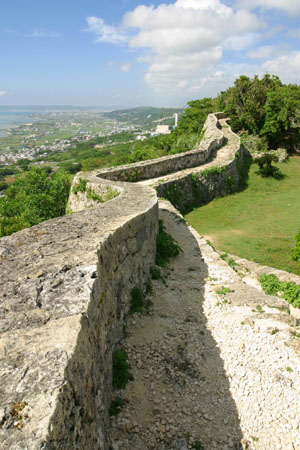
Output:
[0, 182, 158, 449]
[0, 113, 247, 449]
[155, 122, 246, 213]
[97, 114, 224, 182]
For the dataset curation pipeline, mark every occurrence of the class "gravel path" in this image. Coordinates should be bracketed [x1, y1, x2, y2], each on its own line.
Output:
[110, 202, 300, 450]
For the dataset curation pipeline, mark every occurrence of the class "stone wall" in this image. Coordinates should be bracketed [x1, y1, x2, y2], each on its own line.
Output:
[156, 122, 246, 213]
[0, 113, 247, 449]
[97, 114, 224, 182]
[0, 181, 158, 449]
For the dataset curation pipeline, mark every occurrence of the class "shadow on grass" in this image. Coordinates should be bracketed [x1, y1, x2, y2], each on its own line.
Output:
[237, 154, 252, 192]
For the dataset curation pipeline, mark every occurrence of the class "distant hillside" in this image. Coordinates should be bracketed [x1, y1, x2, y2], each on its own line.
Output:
[104, 106, 185, 130]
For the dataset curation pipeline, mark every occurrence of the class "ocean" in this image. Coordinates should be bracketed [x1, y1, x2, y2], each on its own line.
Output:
[0, 110, 44, 137]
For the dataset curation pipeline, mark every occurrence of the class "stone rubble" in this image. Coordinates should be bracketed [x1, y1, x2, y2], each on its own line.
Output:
[110, 204, 300, 450]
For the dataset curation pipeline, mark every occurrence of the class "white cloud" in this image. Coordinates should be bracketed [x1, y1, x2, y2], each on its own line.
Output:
[86, 0, 300, 100]
[288, 29, 300, 39]
[238, 0, 300, 15]
[121, 63, 131, 72]
[121, 0, 261, 93]
[28, 28, 61, 38]
[224, 33, 259, 51]
[86, 16, 127, 44]
[261, 51, 300, 84]
[0, 91, 6, 96]
[247, 44, 289, 59]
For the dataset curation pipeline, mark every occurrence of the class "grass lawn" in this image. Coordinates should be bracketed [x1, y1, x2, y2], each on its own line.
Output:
[185, 155, 300, 275]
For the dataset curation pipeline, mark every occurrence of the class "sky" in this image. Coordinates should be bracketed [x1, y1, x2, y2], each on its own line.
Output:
[1, 0, 300, 107]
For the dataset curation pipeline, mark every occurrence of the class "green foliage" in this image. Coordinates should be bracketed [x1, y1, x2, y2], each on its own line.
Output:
[156, 219, 182, 267]
[72, 177, 88, 194]
[261, 84, 300, 152]
[112, 349, 134, 390]
[192, 440, 205, 450]
[259, 274, 282, 295]
[216, 286, 234, 295]
[175, 98, 213, 135]
[253, 149, 283, 179]
[220, 74, 282, 135]
[109, 397, 126, 417]
[259, 274, 300, 308]
[291, 229, 300, 267]
[0, 181, 8, 191]
[220, 253, 239, 268]
[201, 166, 224, 178]
[226, 176, 234, 190]
[81, 157, 102, 172]
[217, 74, 300, 153]
[0, 167, 71, 237]
[130, 287, 144, 313]
[130, 286, 152, 314]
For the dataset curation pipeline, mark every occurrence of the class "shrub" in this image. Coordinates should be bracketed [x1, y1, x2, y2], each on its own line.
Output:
[112, 349, 134, 390]
[259, 273, 300, 308]
[130, 287, 143, 313]
[156, 219, 182, 267]
[72, 177, 88, 195]
[109, 397, 126, 417]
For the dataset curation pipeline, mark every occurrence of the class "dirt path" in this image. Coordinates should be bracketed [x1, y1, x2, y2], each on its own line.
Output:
[110, 202, 300, 450]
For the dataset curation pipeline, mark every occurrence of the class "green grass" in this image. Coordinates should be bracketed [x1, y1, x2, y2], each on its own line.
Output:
[185, 156, 300, 275]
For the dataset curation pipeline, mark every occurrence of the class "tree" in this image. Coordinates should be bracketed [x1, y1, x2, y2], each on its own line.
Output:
[261, 84, 300, 152]
[175, 98, 213, 135]
[0, 168, 71, 237]
[220, 74, 282, 135]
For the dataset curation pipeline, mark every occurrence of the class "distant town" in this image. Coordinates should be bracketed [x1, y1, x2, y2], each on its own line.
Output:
[0, 108, 182, 166]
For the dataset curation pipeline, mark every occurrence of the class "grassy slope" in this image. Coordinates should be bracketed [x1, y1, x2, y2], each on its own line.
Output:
[185, 156, 300, 275]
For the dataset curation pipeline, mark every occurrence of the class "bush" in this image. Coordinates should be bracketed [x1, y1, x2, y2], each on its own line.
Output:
[259, 273, 300, 308]
[112, 349, 134, 390]
[156, 220, 182, 267]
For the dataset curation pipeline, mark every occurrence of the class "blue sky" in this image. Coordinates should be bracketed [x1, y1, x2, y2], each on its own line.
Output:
[1, 0, 300, 107]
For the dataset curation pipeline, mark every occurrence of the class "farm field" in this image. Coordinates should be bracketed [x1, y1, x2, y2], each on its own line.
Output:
[185, 156, 300, 275]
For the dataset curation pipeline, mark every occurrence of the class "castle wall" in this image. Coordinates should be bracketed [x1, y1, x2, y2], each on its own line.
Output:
[0, 113, 247, 449]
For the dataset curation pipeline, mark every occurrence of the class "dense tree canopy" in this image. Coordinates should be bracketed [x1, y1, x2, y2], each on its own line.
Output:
[215, 74, 300, 152]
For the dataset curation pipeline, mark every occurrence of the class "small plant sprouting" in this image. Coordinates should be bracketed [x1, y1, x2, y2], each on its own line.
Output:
[112, 349, 134, 390]
[271, 328, 279, 335]
[286, 366, 293, 373]
[259, 274, 300, 309]
[216, 286, 234, 295]
[72, 177, 88, 195]
[109, 397, 126, 416]
[206, 240, 215, 250]
[146, 280, 153, 295]
[130, 286, 153, 314]
[290, 330, 300, 338]
[192, 440, 205, 450]
[130, 287, 143, 313]
[156, 220, 182, 267]
[221, 253, 239, 269]
[252, 305, 265, 314]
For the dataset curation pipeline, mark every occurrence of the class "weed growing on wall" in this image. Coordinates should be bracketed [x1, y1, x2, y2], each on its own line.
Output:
[259, 274, 300, 308]
[156, 219, 182, 267]
[109, 397, 126, 417]
[112, 349, 134, 390]
[130, 286, 153, 314]
[72, 177, 88, 195]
